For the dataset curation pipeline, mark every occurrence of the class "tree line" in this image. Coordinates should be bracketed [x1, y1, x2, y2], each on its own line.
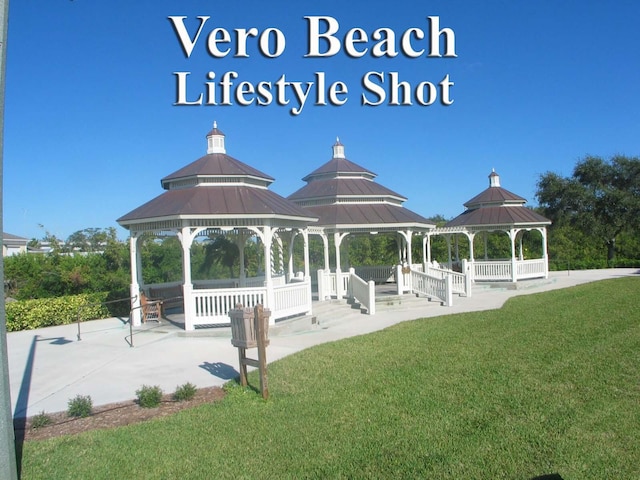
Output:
[4, 155, 639, 303]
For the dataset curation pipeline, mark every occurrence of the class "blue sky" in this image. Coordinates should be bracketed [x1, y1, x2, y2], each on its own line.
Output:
[3, 0, 640, 241]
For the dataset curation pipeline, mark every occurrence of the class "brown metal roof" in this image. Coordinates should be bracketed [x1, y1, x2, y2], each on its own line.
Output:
[118, 186, 317, 224]
[161, 153, 274, 188]
[463, 186, 526, 208]
[302, 203, 434, 228]
[445, 206, 551, 228]
[302, 158, 375, 181]
[288, 178, 406, 201]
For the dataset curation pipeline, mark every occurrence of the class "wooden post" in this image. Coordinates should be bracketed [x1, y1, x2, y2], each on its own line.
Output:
[255, 304, 269, 399]
[229, 303, 270, 400]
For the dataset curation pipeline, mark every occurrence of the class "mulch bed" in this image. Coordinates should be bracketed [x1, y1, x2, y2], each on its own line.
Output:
[16, 386, 225, 442]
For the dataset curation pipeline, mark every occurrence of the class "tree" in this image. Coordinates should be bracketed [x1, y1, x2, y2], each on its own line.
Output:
[536, 155, 640, 265]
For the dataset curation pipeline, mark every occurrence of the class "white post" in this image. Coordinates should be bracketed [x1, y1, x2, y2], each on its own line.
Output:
[180, 226, 196, 330]
[445, 273, 453, 307]
[129, 234, 142, 326]
[396, 264, 404, 295]
[541, 227, 549, 279]
[510, 228, 517, 282]
[462, 259, 472, 297]
[368, 280, 376, 315]
[263, 226, 275, 323]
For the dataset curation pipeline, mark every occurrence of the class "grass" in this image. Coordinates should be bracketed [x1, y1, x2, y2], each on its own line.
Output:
[21, 277, 640, 479]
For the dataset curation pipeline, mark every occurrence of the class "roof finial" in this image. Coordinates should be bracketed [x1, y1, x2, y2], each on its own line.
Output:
[213, 120, 218, 129]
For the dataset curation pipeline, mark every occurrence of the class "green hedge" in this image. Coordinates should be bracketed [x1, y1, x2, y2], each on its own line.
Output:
[6, 292, 111, 332]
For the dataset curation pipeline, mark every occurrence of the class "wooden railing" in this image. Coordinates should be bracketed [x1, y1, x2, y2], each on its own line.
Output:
[348, 268, 376, 315]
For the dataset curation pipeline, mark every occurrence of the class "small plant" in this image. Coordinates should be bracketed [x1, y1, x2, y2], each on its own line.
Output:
[136, 385, 163, 408]
[67, 394, 93, 418]
[173, 382, 198, 402]
[31, 411, 53, 429]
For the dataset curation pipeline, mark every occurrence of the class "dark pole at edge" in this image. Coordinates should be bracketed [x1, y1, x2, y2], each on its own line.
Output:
[0, 0, 19, 477]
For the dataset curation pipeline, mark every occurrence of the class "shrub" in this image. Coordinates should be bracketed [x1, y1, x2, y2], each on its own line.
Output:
[5, 292, 110, 332]
[136, 385, 163, 408]
[31, 411, 53, 429]
[173, 382, 198, 402]
[67, 395, 93, 418]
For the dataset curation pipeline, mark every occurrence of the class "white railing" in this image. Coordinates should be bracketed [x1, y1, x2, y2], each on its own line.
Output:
[192, 286, 266, 326]
[410, 269, 453, 306]
[473, 259, 547, 281]
[474, 260, 512, 281]
[353, 265, 395, 284]
[516, 259, 547, 280]
[348, 269, 376, 315]
[425, 264, 471, 297]
[317, 269, 351, 300]
[272, 281, 312, 320]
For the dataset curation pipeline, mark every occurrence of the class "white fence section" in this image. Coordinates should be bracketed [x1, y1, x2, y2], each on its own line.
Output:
[473, 259, 547, 281]
[272, 281, 312, 320]
[189, 280, 312, 328]
[192, 287, 266, 326]
[516, 259, 547, 280]
[426, 263, 472, 297]
[317, 269, 351, 300]
[474, 260, 512, 281]
[348, 268, 376, 315]
[409, 269, 453, 306]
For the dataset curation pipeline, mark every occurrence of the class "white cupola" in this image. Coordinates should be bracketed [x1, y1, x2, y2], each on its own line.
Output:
[206, 121, 226, 154]
[489, 169, 501, 188]
[332, 137, 345, 159]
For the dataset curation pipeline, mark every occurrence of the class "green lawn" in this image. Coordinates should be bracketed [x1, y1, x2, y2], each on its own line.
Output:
[21, 277, 640, 479]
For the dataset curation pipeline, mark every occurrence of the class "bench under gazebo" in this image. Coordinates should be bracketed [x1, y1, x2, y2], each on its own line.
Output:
[117, 123, 318, 330]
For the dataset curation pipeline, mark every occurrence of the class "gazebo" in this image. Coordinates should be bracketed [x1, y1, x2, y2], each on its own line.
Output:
[428, 170, 552, 282]
[117, 123, 318, 329]
[288, 139, 436, 299]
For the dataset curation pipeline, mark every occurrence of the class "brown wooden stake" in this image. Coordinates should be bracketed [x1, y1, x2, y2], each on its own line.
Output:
[255, 304, 269, 399]
[238, 347, 248, 387]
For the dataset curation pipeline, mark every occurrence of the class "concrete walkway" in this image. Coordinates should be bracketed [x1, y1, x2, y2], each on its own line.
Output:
[7, 268, 638, 418]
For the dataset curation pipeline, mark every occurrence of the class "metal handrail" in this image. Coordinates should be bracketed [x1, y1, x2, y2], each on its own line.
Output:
[124, 300, 162, 348]
[76, 295, 138, 341]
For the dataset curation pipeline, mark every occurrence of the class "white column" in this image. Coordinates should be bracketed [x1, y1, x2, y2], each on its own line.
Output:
[509, 228, 517, 282]
[302, 229, 311, 280]
[180, 226, 197, 330]
[263, 226, 275, 320]
[334, 232, 348, 298]
[445, 235, 452, 269]
[129, 234, 142, 326]
[287, 231, 296, 280]
[541, 227, 549, 279]
[320, 232, 330, 271]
